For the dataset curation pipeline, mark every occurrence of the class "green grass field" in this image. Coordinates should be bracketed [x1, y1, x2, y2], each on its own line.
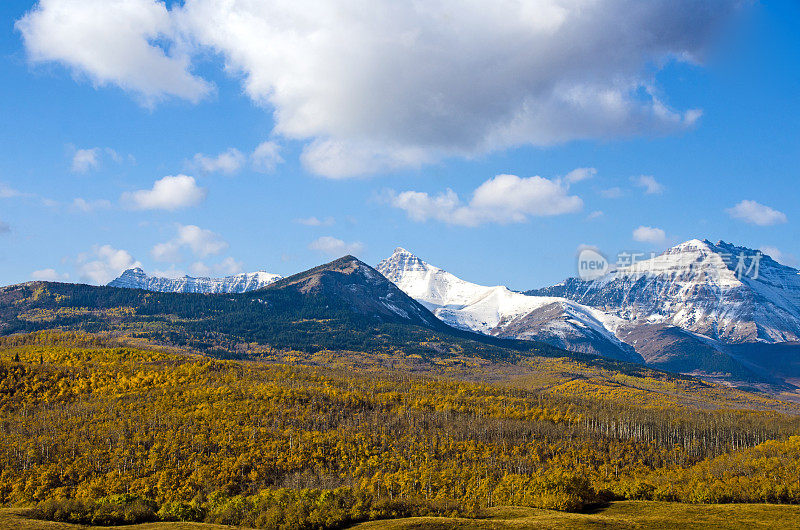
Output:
[4, 501, 800, 529]
[353, 502, 800, 529]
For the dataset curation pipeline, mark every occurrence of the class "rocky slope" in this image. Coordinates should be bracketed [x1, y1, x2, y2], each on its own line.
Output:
[529, 239, 800, 344]
[269, 255, 440, 328]
[528, 239, 800, 385]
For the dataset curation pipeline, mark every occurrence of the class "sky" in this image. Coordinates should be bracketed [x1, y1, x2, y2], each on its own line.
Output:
[0, 0, 798, 290]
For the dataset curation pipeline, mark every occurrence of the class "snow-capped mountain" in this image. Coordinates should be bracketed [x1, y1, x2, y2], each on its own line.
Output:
[527, 239, 800, 384]
[530, 239, 800, 344]
[376, 248, 639, 362]
[108, 267, 283, 294]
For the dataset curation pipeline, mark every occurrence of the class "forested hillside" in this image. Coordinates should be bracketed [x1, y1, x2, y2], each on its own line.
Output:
[0, 268, 561, 363]
[2, 332, 799, 528]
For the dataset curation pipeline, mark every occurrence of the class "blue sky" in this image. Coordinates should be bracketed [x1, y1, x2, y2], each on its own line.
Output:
[0, 0, 798, 289]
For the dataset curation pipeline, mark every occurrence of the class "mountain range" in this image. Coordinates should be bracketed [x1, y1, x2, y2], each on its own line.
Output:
[2, 255, 560, 367]
[375, 247, 639, 362]
[104, 238, 800, 392]
[108, 267, 283, 293]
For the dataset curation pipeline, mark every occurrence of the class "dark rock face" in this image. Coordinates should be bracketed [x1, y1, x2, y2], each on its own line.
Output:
[270, 255, 440, 328]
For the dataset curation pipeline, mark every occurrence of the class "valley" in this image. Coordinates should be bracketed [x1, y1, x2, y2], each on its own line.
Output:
[1, 244, 800, 528]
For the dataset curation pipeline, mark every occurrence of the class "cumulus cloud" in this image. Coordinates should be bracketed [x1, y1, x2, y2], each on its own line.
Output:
[295, 216, 335, 227]
[388, 173, 582, 227]
[632, 225, 666, 244]
[16, 0, 211, 105]
[18, 0, 734, 176]
[121, 175, 206, 211]
[151, 224, 228, 263]
[632, 175, 665, 195]
[150, 266, 185, 279]
[309, 236, 364, 257]
[192, 148, 246, 174]
[31, 268, 69, 281]
[726, 200, 787, 226]
[77, 244, 141, 284]
[564, 167, 597, 184]
[251, 141, 283, 173]
[70, 147, 127, 173]
[71, 148, 100, 173]
[188, 258, 243, 276]
[214, 256, 243, 275]
[192, 143, 283, 174]
[188, 261, 211, 277]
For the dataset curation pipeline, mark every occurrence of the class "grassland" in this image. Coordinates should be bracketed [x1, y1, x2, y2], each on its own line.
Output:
[353, 502, 800, 529]
[4, 502, 800, 529]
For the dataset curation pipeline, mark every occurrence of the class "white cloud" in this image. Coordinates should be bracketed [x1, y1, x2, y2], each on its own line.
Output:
[389, 173, 582, 227]
[632, 175, 665, 195]
[77, 244, 141, 284]
[214, 256, 243, 275]
[31, 268, 69, 281]
[18, 0, 734, 177]
[309, 236, 364, 257]
[759, 246, 797, 268]
[587, 210, 604, 220]
[157, 257, 244, 277]
[151, 224, 228, 263]
[564, 167, 597, 184]
[70, 146, 128, 173]
[192, 148, 246, 174]
[182, 1, 722, 177]
[188, 258, 243, 276]
[16, 0, 211, 105]
[726, 200, 787, 226]
[600, 187, 623, 199]
[71, 148, 100, 173]
[251, 141, 283, 173]
[295, 216, 335, 227]
[632, 225, 666, 244]
[151, 266, 186, 279]
[0, 183, 23, 199]
[121, 175, 206, 211]
[189, 261, 211, 277]
[72, 197, 112, 212]
[577, 243, 602, 254]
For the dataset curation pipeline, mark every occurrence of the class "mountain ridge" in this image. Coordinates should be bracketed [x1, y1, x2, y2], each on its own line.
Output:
[108, 267, 283, 294]
[376, 247, 639, 362]
[376, 240, 800, 391]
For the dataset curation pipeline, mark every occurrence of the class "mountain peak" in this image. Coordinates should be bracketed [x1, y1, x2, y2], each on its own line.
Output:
[669, 238, 713, 252]
[375, 248, 638, 361]
[377, 247, 432, 282]
[534, 237, 800, 344]
[268, 255, 438, 327]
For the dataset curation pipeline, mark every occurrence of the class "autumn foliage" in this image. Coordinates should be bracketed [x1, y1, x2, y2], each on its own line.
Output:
[1, 332, 799, 528]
